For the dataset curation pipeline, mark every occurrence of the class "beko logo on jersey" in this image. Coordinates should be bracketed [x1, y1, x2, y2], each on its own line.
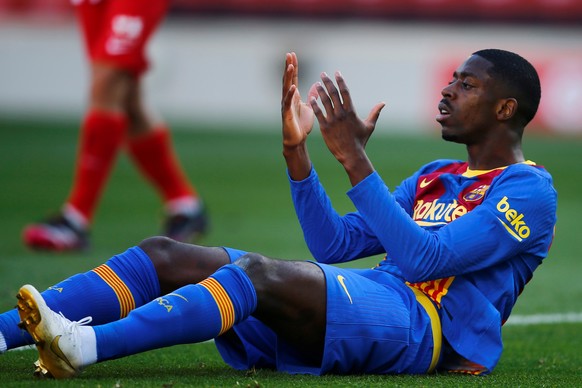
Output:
[496, 196, 530, 241]
[413, 199, 467, 225]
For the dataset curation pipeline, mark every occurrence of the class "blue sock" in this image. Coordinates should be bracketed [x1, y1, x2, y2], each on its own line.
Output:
[0, 246, 160, 350]
[0, 310, 29, 351]
[94, 264, 257, 361]
[222, 247, 248, 263]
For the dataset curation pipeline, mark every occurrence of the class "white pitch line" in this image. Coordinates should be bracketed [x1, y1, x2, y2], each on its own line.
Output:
[505, 312, 582, 326]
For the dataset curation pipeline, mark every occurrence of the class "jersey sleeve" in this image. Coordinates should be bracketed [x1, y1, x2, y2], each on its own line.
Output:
[288, 168, 385, 263]
[347, 166, 557, 282]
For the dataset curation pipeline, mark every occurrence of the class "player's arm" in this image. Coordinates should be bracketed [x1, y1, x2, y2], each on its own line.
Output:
[282, 53, 384, 262]
[348, 167, 557, 282]
[287, 144, 430, 264]
[281, 52, 318, 181]
[289, 168, 385, 263]
[288, 153, 437, 264]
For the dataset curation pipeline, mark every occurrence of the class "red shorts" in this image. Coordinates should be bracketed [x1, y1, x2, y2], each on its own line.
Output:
[74, 0, 169, 76]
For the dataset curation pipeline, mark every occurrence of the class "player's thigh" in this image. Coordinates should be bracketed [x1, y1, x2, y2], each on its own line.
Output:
[236, 254, 327, 338]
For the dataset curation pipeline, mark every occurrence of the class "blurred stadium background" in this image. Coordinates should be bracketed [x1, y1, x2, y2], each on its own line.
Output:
[1, 0, 582, 135]
[1, 2, 582, 385]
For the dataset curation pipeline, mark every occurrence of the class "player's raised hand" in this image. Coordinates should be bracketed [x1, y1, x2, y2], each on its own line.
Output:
[310, 71, 385, 185]
[281, 52, 316, 149]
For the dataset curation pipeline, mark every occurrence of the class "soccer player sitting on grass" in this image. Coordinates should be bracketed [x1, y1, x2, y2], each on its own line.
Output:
[0, 49, 556, 378]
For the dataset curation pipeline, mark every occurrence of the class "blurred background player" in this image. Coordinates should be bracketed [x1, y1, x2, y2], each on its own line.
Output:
[22, 0, 208, 252]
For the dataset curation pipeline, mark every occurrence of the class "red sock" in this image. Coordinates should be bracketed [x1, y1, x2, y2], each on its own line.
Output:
[127, 128, 196, 203]
[66, 110, 128, 222]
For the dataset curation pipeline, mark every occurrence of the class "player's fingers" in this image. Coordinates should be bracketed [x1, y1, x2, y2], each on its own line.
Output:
[282, 60, 294, 100]
[315, 80, 334, 117]
[307, 83, 319, 101]
[320, 72, 344, 113]
[335, 71, 353, 111]
[281, 84, 297, 117]
[291, 52, 299, 88]
[366, 102, 386, 126]
[309, 96, 327, 123]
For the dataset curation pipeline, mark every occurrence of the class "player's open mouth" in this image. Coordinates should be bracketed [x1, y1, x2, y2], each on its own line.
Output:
[436, 101, 451, 123]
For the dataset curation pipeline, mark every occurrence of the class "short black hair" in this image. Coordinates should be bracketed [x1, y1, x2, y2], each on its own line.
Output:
[473, 49, 541, 127]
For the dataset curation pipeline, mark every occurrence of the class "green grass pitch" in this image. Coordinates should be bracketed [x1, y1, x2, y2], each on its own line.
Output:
[1, 117, 581, 386]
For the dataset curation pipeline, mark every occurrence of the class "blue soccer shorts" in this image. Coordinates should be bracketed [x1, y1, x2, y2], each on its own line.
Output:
[216, 248, 441, 375]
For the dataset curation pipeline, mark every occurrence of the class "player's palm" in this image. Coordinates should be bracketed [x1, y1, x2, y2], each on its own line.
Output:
[282, 86, 315, 148]
[281, 52, 316, 148]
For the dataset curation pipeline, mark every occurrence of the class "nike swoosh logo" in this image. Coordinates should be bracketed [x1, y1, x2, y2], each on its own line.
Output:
[337, 275, 353, 304]
[49, 335, 75, 371]
[166, 293, 189, 302]
[419, 177, 436, 188]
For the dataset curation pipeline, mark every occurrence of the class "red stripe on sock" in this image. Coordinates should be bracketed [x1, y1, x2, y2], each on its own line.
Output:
[199, 278, 235, 335]
[92, 264, 136, 318]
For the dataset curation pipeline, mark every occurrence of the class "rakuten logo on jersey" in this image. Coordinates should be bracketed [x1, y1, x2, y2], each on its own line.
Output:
[413, 199, 468, 226]
[496, 196, 530, 241]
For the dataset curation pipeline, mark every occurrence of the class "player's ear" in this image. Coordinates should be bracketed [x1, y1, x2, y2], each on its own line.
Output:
[496, 98, 517, 121]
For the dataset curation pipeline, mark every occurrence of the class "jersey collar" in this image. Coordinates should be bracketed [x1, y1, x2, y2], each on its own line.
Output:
[462, 160, 536, 178]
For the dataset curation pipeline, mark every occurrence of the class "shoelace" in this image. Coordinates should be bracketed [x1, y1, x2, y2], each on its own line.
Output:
[59, 313, 93, 333]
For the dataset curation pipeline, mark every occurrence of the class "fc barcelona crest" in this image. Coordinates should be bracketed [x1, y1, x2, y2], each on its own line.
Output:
[463, 185, 490, 202]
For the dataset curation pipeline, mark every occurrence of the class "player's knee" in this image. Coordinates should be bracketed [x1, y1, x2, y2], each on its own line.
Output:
[90, 64, 133, 105]
[138, 236, 180, 278]
[233, 252, 274, 292]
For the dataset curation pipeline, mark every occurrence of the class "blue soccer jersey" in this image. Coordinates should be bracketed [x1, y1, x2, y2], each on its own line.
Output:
[289, 159, 557, 373]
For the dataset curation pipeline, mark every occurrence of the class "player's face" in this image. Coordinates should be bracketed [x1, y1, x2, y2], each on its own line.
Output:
[436, 55, 500, 145]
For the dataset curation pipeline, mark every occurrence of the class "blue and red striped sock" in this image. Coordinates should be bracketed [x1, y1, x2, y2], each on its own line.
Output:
[94, 264, 257, 361]
[0, 246, 159, 351]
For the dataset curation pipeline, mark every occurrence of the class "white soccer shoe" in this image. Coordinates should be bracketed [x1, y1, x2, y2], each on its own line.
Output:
[16, 284, 97, 379]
